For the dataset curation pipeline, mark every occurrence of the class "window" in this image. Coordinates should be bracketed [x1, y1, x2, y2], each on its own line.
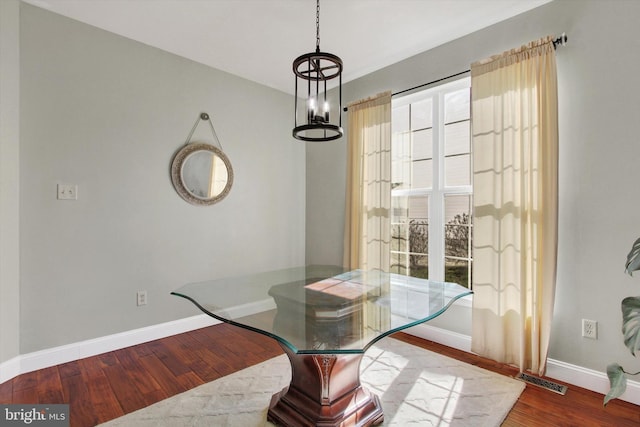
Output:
[390, 77, 472, 288]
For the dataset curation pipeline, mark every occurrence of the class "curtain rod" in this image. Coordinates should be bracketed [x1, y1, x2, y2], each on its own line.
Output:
[343, 69, 469, 112]
[343, 33, 567, 112]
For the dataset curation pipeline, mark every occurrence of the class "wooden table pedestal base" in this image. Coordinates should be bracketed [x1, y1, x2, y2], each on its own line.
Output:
[267, 344, 384, 427]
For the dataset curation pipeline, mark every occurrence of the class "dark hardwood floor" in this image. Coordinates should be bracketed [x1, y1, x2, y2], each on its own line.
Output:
[1, 323, 638, 426]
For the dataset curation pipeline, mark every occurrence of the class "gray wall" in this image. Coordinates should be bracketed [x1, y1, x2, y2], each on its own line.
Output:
[5, 0, 640, 380]
[16, 3, 305, 353]
[306, 0, 640, 372]
[0, 0, 21, 365]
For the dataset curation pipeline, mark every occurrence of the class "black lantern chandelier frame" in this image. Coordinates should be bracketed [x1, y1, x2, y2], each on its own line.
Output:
[293, 0, 343, 142]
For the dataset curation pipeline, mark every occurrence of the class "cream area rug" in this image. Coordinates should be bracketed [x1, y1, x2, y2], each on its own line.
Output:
[100, 338, 524, 427]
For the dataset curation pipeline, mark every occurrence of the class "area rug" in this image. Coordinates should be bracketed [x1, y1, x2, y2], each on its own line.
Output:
[99, 338, 524, 426]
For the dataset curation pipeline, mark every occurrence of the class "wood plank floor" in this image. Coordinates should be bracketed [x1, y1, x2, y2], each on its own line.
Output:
[1, 323, 638, 426]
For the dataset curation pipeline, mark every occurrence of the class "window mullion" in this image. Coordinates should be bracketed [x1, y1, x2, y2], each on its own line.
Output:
[429, 93, 445, 282]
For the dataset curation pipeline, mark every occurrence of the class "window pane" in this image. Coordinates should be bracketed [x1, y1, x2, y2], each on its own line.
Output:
[411, 98, 432, 130]
[393, 104, 409, 133]
[408, 195, 428, 220]
[444, 195, 471, 223]
[444, 121, 469, 156]
[392, 132, 411, 190]
[392, 196, 408, 221]
[444, 87, 470, 123]
[391, 252, 408, 275]
[391, 223, 408, 252]
[412, 159, 432, 189]
[409, 220, 428, 255]
[444, 194, 472, 288]
[412, 129, 432, 161]
[445, 259, 469, 288]
[444, 154, 470, 186]
[409, 255, 428, 279]
[392, 131, 410, 159]
[445, 225, 470, 257]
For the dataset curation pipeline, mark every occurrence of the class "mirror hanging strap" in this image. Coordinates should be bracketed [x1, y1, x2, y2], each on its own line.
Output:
[184, 112, 224, 151]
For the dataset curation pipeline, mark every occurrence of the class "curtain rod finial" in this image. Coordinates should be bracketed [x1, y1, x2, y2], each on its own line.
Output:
[553, 33, 567, 48]
[560, 32, 567, 46]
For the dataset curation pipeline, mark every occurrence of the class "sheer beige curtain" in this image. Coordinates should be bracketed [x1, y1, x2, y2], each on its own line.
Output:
[471, 37, 559, 375]
[343, 91, 392, 272]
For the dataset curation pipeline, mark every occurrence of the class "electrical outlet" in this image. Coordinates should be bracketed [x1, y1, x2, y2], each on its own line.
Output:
[137, 290, 147, 306]
[582, 319, 597, 339]
[57, 184, 77, 200]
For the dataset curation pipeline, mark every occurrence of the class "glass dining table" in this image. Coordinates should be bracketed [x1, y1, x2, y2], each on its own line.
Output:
[171, 265, 472, 427]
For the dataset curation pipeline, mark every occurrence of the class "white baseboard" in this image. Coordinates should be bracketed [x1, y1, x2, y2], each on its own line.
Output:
[2, 311, 639, 407]
[403, 323, 472, 352]
[0, 314, 219, 384]
[403, 325, 640, 406]
[0, 356, 21, 385]
[546, 357, 640, 406]
[0, 298, 278, 384]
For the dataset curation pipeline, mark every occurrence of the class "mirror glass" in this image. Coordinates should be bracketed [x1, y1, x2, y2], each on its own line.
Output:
[171, 143, 233, 206]
[181, 151, 229, 199]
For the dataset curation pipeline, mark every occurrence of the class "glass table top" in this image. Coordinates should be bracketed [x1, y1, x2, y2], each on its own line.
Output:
[172, 265, 472, 355]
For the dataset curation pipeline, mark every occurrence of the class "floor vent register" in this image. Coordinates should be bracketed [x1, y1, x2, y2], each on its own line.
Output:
[515, 372, 568, 395]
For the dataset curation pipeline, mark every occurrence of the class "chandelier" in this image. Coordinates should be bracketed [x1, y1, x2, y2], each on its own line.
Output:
[292, 0, 343, 142]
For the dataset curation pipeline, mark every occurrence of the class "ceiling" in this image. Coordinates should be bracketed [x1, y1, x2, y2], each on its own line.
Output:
[23, 0, 552, 94]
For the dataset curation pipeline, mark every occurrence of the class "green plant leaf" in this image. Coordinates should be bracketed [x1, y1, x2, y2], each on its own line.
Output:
[625, 237, 640, 276]
[604, 363, 627, 406]
[622, 296, 640, 356]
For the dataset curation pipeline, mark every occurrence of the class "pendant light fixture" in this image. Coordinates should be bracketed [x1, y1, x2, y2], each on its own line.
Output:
[293, 0, 343, 142]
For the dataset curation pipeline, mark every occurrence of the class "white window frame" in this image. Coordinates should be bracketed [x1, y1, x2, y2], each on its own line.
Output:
[391, 77, 472, 284]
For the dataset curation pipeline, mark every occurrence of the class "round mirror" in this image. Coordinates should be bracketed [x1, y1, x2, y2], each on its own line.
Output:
[171, 143, 233, 206]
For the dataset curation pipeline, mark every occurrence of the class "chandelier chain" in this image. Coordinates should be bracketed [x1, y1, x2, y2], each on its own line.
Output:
[316, 0, 320, 51]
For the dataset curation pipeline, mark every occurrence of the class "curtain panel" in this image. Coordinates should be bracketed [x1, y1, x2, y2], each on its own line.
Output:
[471, 37, 559, 375]
[343, 91, 392, 272]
